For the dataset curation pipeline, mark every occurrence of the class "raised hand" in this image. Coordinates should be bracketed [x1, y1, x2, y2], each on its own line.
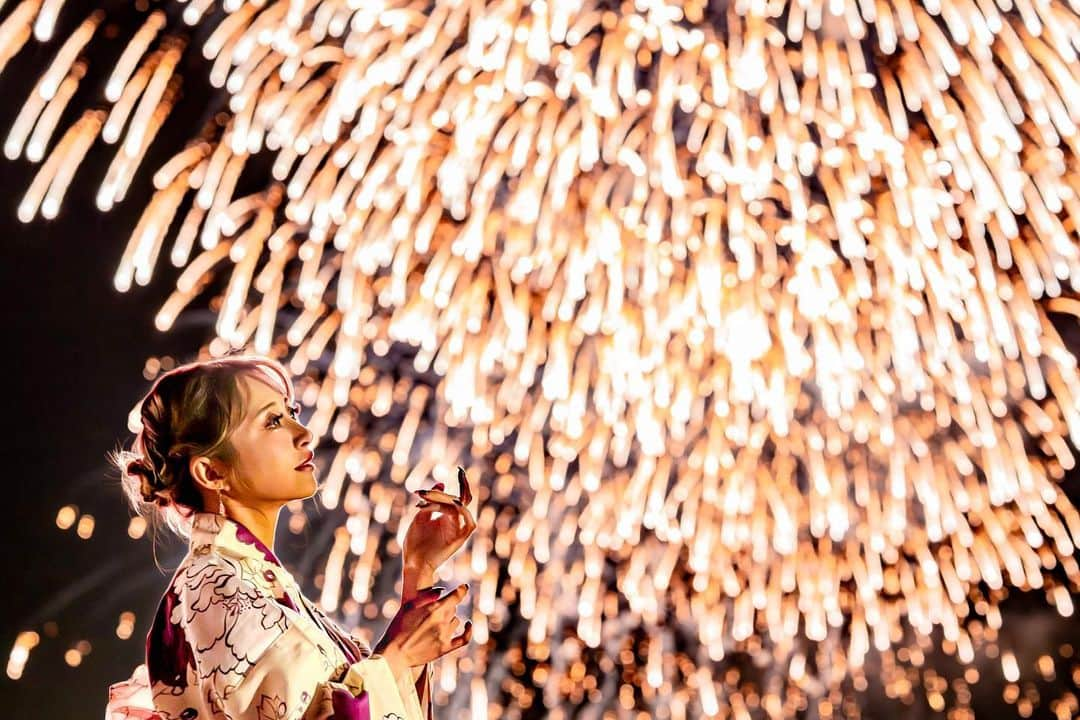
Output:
[402, 466, 478, 574]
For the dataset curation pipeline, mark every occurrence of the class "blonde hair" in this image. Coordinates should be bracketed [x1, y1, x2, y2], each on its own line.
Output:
[109, 354, 295, 540]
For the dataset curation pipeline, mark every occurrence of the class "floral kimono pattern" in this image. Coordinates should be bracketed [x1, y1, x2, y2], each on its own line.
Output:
[105, 513, 434, 720]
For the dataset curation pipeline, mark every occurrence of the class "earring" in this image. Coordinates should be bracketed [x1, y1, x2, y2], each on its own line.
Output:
[218, 487, 227, 517]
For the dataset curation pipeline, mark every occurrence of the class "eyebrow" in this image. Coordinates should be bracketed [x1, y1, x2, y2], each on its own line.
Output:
[256, 398, 288, 417]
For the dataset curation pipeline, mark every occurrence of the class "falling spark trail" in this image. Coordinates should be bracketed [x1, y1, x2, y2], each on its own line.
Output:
[2, 0, 1080, 716]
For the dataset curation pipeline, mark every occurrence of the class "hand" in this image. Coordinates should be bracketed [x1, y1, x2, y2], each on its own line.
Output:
[375, 585, 473, 677]
[402, 467, 477, 575]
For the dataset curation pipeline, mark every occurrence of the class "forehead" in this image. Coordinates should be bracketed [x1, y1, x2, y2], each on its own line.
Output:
[237, 369, 289, 414]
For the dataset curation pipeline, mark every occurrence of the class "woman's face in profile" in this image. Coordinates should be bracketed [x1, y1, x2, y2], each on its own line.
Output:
[225, 372, 317, 507]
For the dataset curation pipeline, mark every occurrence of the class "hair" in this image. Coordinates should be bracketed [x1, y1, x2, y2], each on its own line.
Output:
[109, 353, 296, 540]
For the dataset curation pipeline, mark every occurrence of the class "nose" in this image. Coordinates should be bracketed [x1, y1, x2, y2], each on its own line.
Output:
[292, 416, 313, 447]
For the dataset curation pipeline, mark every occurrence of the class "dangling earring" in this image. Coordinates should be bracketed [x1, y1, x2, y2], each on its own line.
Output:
[218, 487, 227, 517]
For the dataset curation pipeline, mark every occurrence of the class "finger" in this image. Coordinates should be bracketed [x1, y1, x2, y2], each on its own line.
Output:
[449, 621, 473, 651]
[457, 466, 472, 506]
[407, 586, 446, 608]
[452, 504, 476, 534]
[437, 621, 470, 654]
[416, 489, 464, 507]
[435, 583, 470, 608]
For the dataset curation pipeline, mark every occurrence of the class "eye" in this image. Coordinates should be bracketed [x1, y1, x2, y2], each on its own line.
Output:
[267, 402, 301, 429]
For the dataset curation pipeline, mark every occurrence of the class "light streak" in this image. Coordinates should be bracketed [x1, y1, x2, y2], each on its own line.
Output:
[3, 1, 1080, 716]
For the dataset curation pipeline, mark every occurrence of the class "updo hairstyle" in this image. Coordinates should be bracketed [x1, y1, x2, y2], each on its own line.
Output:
[109, 354, 295, 538]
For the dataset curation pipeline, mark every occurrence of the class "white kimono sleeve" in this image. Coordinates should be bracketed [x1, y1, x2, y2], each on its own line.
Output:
[176, 558, 424, 720]
[215, 623, 424, 720]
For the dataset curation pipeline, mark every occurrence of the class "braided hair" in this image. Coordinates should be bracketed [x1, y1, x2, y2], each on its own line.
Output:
[110, 354, 295, 538]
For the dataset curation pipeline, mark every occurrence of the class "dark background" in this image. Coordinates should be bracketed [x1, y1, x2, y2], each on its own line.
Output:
[1, 181, 184, 717]
[0, 9, 230, 715]
[0, 100, 202, 719]
[0, 4, 1077, 720]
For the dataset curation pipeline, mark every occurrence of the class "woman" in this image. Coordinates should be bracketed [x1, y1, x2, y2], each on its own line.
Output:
[105, 355, 477, 720]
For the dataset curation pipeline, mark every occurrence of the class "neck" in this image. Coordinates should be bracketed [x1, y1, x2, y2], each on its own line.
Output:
[225, 504, 280, 552]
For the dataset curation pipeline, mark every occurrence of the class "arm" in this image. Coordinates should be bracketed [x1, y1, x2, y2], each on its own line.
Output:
[401, 561, 436, 715]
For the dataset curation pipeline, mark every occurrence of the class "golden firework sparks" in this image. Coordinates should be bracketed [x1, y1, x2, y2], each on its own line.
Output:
[3, 0, 1080, 716]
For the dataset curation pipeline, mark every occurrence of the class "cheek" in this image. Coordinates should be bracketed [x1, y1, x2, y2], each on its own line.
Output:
[234, 434, 283, 488]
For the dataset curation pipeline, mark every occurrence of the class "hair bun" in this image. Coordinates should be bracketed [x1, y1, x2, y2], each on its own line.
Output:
[125, 457, 154, 480]
[126, 458, 165, 505]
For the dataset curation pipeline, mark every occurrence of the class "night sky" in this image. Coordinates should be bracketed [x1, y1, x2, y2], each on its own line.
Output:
[0, 132, 335, 716]
[0, 3, 1078, 720]
[1, 10, 238, 714]
[1, 97, 200, 720]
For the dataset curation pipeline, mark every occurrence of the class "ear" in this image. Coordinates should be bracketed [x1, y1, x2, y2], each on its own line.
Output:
[190, 455, 228, 493]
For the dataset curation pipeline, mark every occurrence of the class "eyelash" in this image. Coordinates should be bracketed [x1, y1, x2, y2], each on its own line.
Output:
[268, 402, 301, 428]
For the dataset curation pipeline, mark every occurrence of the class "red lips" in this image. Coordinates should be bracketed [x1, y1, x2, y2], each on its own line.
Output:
[294, 451, 314, 470]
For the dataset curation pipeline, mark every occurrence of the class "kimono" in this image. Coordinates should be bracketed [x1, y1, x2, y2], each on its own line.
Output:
[105, 512, 434, 720]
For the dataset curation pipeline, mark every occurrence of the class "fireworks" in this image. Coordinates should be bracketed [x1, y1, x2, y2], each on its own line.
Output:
[4, 0, 1080, 717]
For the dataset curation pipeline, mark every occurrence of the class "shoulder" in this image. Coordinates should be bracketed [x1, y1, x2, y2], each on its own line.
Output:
[147, 549, 297, 697]
[145, 550, 285, 692]
[171, 543, 270, 596]
[167, 549, 291, 653]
